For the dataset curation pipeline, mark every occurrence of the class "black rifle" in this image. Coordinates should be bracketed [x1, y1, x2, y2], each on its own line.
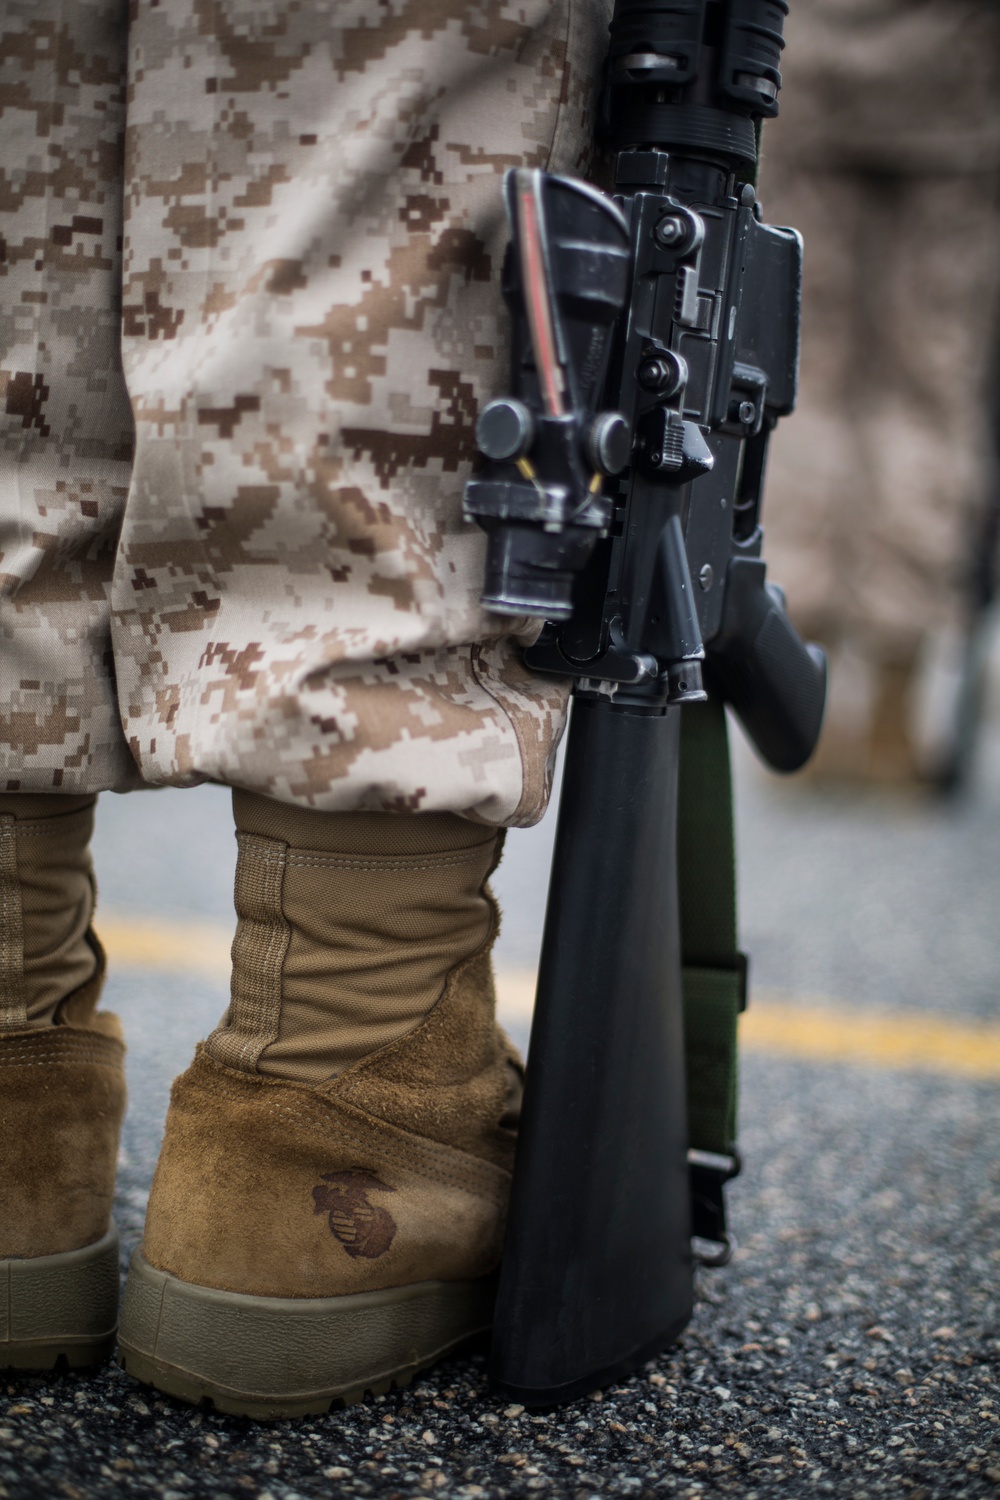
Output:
[464, 0, 827, 1406]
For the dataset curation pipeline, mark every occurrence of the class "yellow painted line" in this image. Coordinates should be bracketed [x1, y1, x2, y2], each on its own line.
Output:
[495, 969, 538, 1026]
[743, 991, 1000, 1080]
[96, 921, 1000, 1079]
[99, 916, 231, 978]
[491, 972, 1000, 1080]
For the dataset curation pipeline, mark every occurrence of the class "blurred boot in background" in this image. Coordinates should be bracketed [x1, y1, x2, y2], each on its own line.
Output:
[761, 0, 1000, 785]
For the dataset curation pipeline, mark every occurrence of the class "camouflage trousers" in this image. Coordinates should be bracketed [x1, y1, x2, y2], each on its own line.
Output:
[0, 0, 608, 824]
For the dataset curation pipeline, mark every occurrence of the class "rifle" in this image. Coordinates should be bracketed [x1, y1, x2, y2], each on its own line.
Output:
[464, 0, 827, 1406]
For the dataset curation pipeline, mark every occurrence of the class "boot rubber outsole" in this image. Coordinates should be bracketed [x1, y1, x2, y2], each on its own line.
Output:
[0, 1222, 120, 1371]
[118, 1249, 496, 1418]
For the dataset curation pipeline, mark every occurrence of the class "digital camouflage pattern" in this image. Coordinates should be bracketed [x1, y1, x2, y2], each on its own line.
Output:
[0, 1, 138, 795]
[0, 0, 611, 823]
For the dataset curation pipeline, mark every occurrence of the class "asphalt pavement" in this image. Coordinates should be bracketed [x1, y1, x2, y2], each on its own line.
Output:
[1, 640, 998, 1498]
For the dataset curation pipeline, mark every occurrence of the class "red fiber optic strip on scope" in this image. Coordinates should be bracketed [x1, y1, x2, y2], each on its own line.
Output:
[515, 171, 566, 418]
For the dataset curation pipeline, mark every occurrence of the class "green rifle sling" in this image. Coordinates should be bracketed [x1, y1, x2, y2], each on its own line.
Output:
[678, 696, 744, 1159]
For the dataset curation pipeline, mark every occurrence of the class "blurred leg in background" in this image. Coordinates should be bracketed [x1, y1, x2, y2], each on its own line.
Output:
[761, 0, 1000, 785]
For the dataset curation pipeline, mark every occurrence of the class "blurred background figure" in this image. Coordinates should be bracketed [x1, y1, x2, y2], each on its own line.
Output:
[761, 0, 1000, 786]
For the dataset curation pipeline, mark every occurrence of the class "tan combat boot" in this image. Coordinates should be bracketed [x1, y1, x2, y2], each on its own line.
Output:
[118, 792, 518, 1418]
[0, 794, 126, 1371]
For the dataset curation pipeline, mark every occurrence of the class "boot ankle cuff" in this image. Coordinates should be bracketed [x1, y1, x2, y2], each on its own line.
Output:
[231, 789, 497, 856]
[0, 799, 100, 1031]
[0, 793, 97, 822]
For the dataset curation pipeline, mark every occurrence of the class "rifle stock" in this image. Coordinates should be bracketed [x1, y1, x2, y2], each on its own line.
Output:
[490, 698, 692, 1403]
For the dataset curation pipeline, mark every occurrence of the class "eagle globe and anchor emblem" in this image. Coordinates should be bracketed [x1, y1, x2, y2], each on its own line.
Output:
[312, 1169, 399, 1260]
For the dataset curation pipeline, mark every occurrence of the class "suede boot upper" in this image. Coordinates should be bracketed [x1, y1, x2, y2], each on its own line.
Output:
[141, 795, 518, 1300]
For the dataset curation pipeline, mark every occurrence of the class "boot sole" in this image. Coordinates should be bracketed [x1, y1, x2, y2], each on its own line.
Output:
[0, 1222, 120, 1371]
[118, 1249, 496, 1418]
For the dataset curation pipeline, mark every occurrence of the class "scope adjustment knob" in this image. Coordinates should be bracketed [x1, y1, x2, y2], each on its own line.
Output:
[586, 411, 632, 475]
[476, 398, 535, 462]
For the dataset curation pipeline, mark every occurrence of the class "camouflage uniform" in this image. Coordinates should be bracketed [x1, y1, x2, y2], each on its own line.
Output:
[761, 0, 1000, 668]
[0, 0, 610, 825]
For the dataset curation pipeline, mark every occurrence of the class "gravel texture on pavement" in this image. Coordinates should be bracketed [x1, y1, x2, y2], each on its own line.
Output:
[1, 693, 998, 1497]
